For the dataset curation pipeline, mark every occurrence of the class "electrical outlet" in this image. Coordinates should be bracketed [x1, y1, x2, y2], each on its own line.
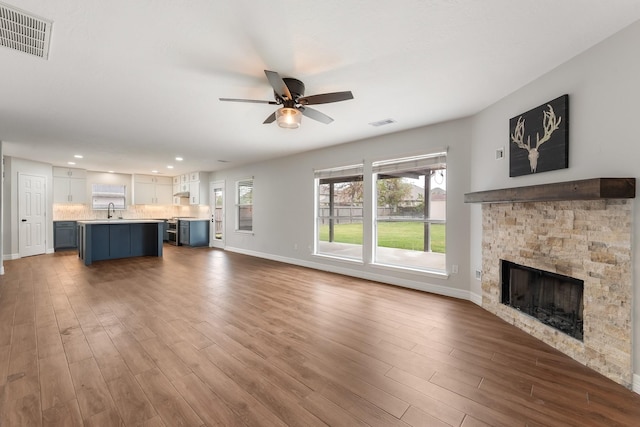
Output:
[451, 264, 459, 274]
[495, 147, 504, 160]
[293, 243, 298, 250]
[475, 270, 482, 280]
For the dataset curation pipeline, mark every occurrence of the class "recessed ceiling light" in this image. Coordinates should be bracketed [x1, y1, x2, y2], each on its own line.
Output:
[108, 171, 115, 173]
[74, 154, 83, 159]
[151, 170, 159, 173]
[167, 165, 174, 169]
[175, 157, 183, 161]
[218, 160, 230, 163]
[67, 161, 76, 165]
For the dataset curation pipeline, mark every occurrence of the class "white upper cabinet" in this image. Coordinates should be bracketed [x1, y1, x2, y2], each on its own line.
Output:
[53, 167, 87, 204]
[173, 172, 209, 205]
[190, 172, 209, 205]
[132, 174, 172, 205]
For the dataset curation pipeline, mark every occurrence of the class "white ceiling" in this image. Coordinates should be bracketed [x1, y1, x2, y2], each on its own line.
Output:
[2, 0, 640, 176]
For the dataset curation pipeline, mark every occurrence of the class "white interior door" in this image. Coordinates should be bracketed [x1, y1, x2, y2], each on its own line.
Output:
[210, 181, 224, 248]
[19, 174, 46, 257]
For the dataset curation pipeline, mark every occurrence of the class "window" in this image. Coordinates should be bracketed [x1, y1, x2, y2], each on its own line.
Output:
[372, 152, 446, 272]
[315, 164, 364, 261]
[236, 179, 253, 232]
[91, 184, 126, 210]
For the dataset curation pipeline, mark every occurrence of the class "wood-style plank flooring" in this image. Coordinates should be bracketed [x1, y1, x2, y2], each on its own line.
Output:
[1, 245, 639, 426]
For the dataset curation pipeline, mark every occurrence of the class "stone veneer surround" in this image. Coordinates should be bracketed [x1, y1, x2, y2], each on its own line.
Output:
[481, 199, 632, 387]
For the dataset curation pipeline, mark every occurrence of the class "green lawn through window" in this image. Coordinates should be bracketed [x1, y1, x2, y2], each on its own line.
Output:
[318, 222, 445, 253]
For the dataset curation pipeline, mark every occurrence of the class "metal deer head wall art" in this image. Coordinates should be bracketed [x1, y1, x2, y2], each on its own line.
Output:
[509, 95, 569, 177]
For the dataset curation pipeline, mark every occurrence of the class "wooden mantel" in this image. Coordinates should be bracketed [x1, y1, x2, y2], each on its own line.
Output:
[464, 177, 635, 204]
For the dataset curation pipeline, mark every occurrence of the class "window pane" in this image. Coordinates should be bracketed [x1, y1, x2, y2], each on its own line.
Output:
[315, 171, 363, 261]
[237, 179, 253, 231]
[374, 155, 446, 272]
[238, 206, 253, 230]
[238, 180, 253, 205]
[91, 184, 126, 210]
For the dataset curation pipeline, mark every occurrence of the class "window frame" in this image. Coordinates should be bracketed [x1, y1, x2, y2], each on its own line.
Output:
[91, 183, 126, 210]
[371, 152, 447, 273]
[235, 178, 254, 233]
[314, 164, 364, 262]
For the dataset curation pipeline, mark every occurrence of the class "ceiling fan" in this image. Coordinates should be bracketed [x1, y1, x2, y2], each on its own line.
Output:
[219, 70, 354, 129]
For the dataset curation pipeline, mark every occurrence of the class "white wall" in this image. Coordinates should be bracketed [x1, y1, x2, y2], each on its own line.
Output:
[469, 21, 640, 383]
[210, 118, 473, 299]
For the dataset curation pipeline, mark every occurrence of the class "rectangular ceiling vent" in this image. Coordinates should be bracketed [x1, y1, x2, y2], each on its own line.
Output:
[0, 2, 53, 59]
[369, 118, 396, 127]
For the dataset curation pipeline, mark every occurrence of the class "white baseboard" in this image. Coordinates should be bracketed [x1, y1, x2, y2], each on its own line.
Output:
[469, 292, 482, 306]
[225, 246, 475, 302]
[0, 265, 4, 275]
[2, 248, 54, 260]
[633, 373, 640, 395]
[3, 253, 19, 261]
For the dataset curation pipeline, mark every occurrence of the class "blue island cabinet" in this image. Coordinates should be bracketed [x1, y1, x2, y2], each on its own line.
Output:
[77, 220, 163, 266]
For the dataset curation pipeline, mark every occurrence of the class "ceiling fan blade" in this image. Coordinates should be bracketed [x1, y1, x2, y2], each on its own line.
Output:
[299, 106, 334, 124]
[264, 70, 292, 100]
[219, 98, 278, 105]
[263, 111, 277, 124]
[298, 91, 354, 105]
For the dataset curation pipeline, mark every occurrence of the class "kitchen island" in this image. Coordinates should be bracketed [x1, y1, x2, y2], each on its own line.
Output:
[77, 219, 164, 266]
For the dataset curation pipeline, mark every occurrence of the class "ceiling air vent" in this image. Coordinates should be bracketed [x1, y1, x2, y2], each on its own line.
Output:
[369, 118, 396, 127]
[0, 2, 53, 59]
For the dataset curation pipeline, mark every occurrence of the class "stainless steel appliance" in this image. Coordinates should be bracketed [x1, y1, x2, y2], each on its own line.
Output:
[167, 219, 178, 245]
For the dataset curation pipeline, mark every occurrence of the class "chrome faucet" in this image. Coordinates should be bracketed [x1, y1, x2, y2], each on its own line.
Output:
[107, 202, 115, 219]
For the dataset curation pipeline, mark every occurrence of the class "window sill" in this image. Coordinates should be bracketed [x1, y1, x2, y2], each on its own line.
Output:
[313, 252, 364, 265]
[235, 230, 254, 235]
[370, 262, 449, 279]
[313, 253, 449, 279]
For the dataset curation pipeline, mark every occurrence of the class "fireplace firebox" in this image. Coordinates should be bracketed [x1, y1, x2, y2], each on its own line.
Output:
[501, 260, 584, 340]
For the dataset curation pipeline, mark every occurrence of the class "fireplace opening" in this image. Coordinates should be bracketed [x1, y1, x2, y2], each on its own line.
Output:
[501, 260, 584, 341]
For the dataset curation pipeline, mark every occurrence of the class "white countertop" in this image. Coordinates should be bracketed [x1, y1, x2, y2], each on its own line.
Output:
[77, 219, 165, 225]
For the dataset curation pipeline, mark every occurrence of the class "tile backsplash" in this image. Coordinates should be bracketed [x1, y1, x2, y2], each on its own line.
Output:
[53, 204, 210, 220]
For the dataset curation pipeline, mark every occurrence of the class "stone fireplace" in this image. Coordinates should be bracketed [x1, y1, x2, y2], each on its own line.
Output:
[466, 178, 635, 388]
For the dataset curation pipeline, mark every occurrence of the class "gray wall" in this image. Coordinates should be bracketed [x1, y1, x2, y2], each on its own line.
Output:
[2, 16, 637, 388]
[468, 21, 640, 384]
[210, 118, 473, 299]
[211, 19, 640, 385]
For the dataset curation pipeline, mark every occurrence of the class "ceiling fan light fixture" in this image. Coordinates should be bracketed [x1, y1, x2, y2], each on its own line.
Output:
[276, 107, 302, 129]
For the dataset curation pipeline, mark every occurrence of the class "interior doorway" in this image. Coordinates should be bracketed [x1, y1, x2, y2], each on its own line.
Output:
[18, 173, 46, 257]
[210, 181, 224, 248]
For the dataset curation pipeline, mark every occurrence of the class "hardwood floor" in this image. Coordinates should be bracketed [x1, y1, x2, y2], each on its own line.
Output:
[1, 245, 639, 426]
